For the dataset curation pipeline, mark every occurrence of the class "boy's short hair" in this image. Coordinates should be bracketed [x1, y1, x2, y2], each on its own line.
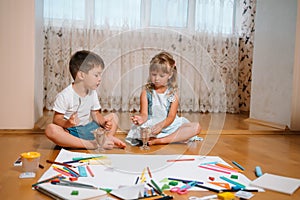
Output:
[69, 50, 105, 80]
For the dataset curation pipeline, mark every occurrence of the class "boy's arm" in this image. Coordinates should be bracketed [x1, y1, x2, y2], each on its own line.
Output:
[52, 111, 77, 128]
[91, 110, 106, 127]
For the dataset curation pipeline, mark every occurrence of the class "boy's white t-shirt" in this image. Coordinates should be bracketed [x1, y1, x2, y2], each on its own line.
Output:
[53, 84, 101, 126]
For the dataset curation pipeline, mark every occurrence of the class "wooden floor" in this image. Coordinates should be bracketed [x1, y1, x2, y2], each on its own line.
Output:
[0, 111, 299, 200]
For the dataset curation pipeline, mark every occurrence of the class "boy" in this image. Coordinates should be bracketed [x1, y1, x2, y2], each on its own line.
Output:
[45, 50, 126, 149]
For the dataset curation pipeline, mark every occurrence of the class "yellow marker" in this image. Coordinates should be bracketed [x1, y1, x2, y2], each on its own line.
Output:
[217, 192, 235, 200]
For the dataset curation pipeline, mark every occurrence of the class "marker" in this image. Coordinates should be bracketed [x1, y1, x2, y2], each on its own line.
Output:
[167, 158, 195, 162]
[232, 161, 245, 171]
[195, 184, 220, 193]
[255, 166, 263, 177]
[220, 189, 259, 192]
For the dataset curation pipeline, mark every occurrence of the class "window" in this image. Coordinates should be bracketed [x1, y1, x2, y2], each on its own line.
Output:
[94, 0, 141, 27]
[44, 0, 239, 34]
[44, 0, 85, 20]
[150, 0, 189, 28]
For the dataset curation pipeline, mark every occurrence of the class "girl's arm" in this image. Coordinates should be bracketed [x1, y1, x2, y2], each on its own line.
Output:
[52, 111, 77, 128]
[152, 94, 179, 135]
[131, 89, 148, 125]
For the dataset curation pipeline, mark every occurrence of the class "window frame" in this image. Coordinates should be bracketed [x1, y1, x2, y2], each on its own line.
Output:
[43, 0, 239, 35]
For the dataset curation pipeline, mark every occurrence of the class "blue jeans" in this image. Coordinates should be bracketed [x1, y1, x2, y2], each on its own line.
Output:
[66, 121, 99, 140]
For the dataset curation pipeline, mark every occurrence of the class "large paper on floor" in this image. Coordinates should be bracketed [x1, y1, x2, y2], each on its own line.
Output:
[250, 173, 300, 195]
[35, 149, 261, 199]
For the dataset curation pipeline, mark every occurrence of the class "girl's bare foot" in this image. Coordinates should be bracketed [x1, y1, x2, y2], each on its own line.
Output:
[148, 138, 165, 145]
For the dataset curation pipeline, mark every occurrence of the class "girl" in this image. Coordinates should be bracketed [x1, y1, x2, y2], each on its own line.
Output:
[126, 51, 201, 145]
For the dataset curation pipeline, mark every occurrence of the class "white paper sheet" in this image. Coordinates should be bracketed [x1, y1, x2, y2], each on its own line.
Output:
[35, 149, 261, 200]
[250, 173, 300, 195]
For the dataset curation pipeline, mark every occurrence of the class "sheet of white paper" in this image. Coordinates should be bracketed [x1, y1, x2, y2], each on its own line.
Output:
[110, 184, 144, 200]
[250, 173, 300, 195]
[35, 149, 262, 200]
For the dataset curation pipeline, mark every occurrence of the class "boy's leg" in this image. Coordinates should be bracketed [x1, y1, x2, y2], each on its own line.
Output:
[148, 122, 201, 145]
[103, 113, 126, 148]
[45, 123, 98, 149]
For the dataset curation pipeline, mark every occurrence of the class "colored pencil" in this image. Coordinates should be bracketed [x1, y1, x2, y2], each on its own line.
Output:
[86, 165, 94, 177]
[147, 167, 152, 178]
[168, 177, 203, 184]
[150, 179, 163, 195]
[46, 160, 75, 168]
[52, 166, 73, 177]
[232, 161, 245, 171]
[63, 166, 79, 177]
[166, 158, 195, 162]
[215, 163, 243, 173]
[199, 165, 231, 174]
[32, 175, 61, 187]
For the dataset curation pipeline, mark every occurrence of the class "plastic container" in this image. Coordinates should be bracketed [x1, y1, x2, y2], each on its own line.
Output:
[20, 152, 41, 172]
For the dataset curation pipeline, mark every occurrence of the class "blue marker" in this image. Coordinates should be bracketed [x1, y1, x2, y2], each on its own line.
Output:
[78, 166, 88, 177]
[232, 161, 245, 171]
[255, 166, 263, 177]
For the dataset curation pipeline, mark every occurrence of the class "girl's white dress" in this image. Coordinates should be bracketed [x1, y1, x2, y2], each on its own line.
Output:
[125, 89, 189, 144]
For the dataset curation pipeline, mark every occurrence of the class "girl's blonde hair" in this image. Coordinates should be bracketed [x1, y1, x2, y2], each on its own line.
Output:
[145, 51, 178, 95]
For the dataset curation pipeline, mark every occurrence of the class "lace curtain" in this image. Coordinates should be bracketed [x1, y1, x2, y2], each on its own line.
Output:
[43, 0, 252, 113]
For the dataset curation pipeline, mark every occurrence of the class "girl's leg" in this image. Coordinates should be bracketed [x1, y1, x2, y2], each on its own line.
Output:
[45, 124, 98, 149]
[148, 122, 201, 145]
[103, 113, 126, 148]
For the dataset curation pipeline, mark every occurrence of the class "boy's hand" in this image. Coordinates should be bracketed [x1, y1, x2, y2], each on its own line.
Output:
[102, 137, 114, 150]
[68, 112, 80, 126]
[103, 119, 112, 130]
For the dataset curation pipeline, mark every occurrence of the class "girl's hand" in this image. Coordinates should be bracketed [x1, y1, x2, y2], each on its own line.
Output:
[151, 122, 164, 135]
[131, 115, 143, 126]
[68, 112, 79, 126]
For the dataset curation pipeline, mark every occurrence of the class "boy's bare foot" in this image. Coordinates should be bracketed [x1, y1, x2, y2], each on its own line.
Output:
[111, 136, 126, 149]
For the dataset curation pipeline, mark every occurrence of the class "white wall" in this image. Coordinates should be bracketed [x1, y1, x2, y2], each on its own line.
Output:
[251, 0, 297, 128]
[0, 0, 43, 129]
[35, 0, 44, 123]
[291, 1, 300, 130]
